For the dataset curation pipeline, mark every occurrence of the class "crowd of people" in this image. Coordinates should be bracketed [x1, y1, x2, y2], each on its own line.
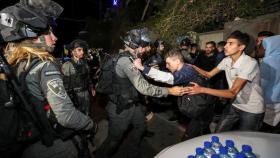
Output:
[0, 1, 279, 158]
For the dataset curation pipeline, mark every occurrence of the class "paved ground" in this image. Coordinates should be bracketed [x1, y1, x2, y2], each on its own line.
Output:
[92, 108, 187, 158]
[90, 96, 219, 158]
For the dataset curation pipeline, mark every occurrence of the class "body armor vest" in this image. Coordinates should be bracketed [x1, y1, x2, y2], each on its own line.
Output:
[68, 59, 89, 90]
[110, 52, 139, 107]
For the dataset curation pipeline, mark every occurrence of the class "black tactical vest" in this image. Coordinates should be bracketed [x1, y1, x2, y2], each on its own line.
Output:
[110, 52, 139, 107]
[68, 59, 90, 90]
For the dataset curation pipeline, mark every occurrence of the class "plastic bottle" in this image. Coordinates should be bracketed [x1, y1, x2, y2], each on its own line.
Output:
[225, 140, 238, 158]
[236, 153, 246, 158]
[241, 145, 257, 158]
[211, 136, 223, 154]
[188, 155, 196, 158]
[219, 147, 231, 158]
[204, 141, 216, 158]
[211, 154, 220, 158]
[195, 147, 207, 158]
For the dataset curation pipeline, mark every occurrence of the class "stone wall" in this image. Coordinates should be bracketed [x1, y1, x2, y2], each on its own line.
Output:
[224, 11, 280, 56]
[197, 11, 280, 54]
[198, 30, 224, 49]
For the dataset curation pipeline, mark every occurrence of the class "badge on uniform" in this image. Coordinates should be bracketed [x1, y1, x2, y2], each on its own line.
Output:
[47, 78, 67, 99]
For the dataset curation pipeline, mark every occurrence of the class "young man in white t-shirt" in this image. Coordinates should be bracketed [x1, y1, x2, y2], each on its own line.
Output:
[187, 30, 264, 132]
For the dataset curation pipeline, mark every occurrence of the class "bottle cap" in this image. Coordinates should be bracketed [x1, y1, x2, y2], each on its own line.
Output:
[226, 140, 234, 147]
[219, 147, 228, 154]
[204, 141, 212, 148]
[242, 145, 252, 152]
[211, 136, 219, 142]
[196, 147, 204, 155]
[187, 155, 195, 158]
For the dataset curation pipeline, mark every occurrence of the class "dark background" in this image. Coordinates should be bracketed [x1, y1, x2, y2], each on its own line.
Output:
[0, 0, 114, 56]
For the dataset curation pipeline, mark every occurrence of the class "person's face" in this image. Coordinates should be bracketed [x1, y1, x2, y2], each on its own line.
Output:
[255, 36, 267, 58]
[256, 42, 265, 58]
[217, 46, 224, 53]
[137, 45, 151, 57]
[180, 45, 188, 50]
[224, 38, 245, 56]
[191, 46, 197, 54]
[145, 45, 151, 53]
[159, 44, 165, 52]
[165, 56, 180, 73]
[72, 47, 85, 59]
[43, 30, 57, 49]
[205, 43, 215, 54]
[256, 36, 266, 47]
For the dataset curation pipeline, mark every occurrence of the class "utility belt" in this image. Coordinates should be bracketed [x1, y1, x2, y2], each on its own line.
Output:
[109, 94, 138, 114]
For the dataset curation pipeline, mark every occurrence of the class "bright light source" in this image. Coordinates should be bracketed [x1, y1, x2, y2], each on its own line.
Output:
[113, 0, 118, 6]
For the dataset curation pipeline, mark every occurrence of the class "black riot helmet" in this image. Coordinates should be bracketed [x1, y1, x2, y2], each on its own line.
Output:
[67, 39, 89, 52]
[180, 37, 191, 47]
[154, 39, 165, 49]
[0, 0, 63, 43]
[122, 28, 154, 49]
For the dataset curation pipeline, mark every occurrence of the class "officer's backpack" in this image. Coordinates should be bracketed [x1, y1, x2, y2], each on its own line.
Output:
[95, 52, 130, 95]
[0, 59, 54, 158]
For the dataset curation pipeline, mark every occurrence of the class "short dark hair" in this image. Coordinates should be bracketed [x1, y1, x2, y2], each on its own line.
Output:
[206, 41, 216, 47]
[164, 49, 184, 62]
[257, 31, 274, 37]
[227, 30, 250, 48]
[154, 39, 165, 48]
[217, 41, 226, 47]
[191, 43, 198, 49]
[180, 38, 191, 47]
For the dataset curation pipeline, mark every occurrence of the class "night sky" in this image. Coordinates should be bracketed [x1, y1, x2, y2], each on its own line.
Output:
[0, 0, 113, 55]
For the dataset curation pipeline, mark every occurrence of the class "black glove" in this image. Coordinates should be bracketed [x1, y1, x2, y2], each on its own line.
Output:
[80, 121, 98, 147]
[87, 121, 98, 138]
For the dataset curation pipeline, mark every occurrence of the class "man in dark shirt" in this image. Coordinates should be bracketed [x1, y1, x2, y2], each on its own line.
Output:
[195, 41, 218, 71]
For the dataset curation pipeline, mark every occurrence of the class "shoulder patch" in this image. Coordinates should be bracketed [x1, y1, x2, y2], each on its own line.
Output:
[45, 71, 61, 76]
[47, 78, 67, 99]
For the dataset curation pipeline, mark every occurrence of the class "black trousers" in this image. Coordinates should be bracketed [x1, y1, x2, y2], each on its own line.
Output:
[185, 105, 214, 139]
[95, 101, 146, 158]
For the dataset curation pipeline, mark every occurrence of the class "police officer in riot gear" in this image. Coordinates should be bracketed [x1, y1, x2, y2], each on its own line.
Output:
[0, 1, 95, 158]
[95, 28, 186, 158]
[62, 39, 95, 115]
[143, 39, 166, 71]
[179, 37, 193, 63]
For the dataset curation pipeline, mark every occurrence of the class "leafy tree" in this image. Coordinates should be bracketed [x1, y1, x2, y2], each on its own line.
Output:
[136, 0, 279, 45]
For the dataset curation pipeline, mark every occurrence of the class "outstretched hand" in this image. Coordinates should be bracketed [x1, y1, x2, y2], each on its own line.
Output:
[168, 86, 189, 96]
[184, 82, 203, 95]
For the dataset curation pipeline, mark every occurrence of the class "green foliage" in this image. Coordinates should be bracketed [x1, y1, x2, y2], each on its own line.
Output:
[137, 0, 275, 45]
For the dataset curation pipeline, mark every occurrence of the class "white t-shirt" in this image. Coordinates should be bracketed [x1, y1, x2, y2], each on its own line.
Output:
[217, 53, 264, 114]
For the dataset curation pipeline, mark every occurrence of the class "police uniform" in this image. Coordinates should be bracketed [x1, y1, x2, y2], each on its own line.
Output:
[0, 0, 94, 157]
[21, 60, 94, 158]
[96, 50, 168, 158]
[62, 58, 93, 115]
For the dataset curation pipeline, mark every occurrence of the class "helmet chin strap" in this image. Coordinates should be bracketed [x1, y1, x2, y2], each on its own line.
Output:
[34, 35, 55, 52]
[124, 44, 138, 58]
